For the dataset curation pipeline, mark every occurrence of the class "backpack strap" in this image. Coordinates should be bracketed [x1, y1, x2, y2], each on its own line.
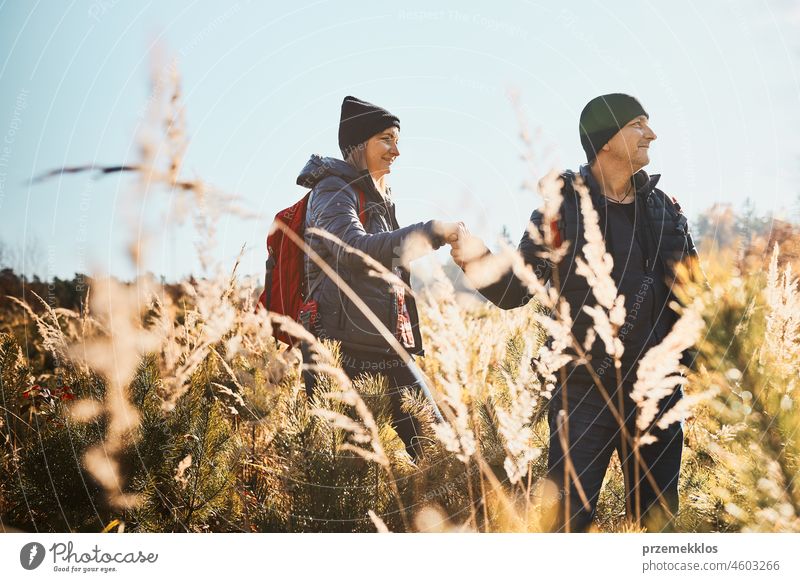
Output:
[553, 170, 576, 246]
[305, 268, 326, 301]
[549, 218, 562, 248]
[357, 188, 367, 225]
[263, 254, 275, 309]
[304, 186, 367, 300]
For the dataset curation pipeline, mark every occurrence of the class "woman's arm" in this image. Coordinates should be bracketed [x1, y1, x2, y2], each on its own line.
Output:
[309, 177, 455, 270]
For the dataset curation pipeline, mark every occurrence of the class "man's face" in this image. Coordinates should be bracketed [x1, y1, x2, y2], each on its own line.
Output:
[601, 115, 657, 171]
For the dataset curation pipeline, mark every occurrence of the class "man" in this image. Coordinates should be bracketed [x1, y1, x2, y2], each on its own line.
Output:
[450, 94, 701, 532]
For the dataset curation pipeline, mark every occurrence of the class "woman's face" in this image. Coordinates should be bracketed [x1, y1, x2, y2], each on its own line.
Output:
[364, 126, 400, 178]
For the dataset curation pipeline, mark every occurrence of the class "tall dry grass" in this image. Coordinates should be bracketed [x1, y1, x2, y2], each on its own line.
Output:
[1, 52, 798, 533]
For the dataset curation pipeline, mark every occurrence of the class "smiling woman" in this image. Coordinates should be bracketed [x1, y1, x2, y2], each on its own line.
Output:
[296, 95, 463, 461]
[345, 126, 400, 195]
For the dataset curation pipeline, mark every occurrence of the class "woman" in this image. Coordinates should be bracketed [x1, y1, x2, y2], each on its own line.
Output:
[296, 96, 460, 461]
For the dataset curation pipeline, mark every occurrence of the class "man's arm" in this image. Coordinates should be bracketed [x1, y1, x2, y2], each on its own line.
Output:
[453, 209, 554, 310]
[662, 190, 711, 291]
[663, 191, 708, 372]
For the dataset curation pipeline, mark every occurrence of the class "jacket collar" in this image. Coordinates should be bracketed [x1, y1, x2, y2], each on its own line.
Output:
[296, 154, 391, 208]
[578, 164, 661, 208]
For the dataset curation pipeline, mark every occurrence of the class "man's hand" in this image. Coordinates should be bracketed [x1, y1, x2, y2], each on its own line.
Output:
[449, 223, 489, 268]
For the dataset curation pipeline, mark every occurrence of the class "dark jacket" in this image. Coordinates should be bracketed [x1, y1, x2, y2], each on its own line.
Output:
[296, 155, 445, 356]
[473, 164, 701, 380]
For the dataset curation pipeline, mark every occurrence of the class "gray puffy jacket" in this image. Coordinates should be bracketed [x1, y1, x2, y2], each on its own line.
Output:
[296, 155, 445, 356]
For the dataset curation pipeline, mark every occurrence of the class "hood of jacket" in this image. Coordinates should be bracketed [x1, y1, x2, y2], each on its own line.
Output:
[297, 154, 396, 220]
[296, 155, 360, 189]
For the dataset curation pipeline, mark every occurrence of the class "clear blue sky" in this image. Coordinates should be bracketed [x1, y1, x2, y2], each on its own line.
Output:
[1, 0, 799, 282]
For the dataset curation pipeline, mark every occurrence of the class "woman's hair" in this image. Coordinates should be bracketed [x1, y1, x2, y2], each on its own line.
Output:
[345, 137, 391, 197]
[345, 141, 368, 172]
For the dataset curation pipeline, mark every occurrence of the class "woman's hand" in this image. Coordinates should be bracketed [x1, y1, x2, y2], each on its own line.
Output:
[433, 221, 466, 244]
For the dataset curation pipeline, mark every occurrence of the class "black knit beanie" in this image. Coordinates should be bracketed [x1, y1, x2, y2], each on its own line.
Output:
[338, 96, 400, 158]
[579, 94, 648, 162]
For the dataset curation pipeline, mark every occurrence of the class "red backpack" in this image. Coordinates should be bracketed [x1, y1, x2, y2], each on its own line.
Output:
[257, 188, 367, 346]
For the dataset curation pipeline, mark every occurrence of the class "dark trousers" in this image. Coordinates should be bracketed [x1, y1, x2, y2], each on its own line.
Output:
[301, 343, 425, 460]
[545, 377, 684, 532]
